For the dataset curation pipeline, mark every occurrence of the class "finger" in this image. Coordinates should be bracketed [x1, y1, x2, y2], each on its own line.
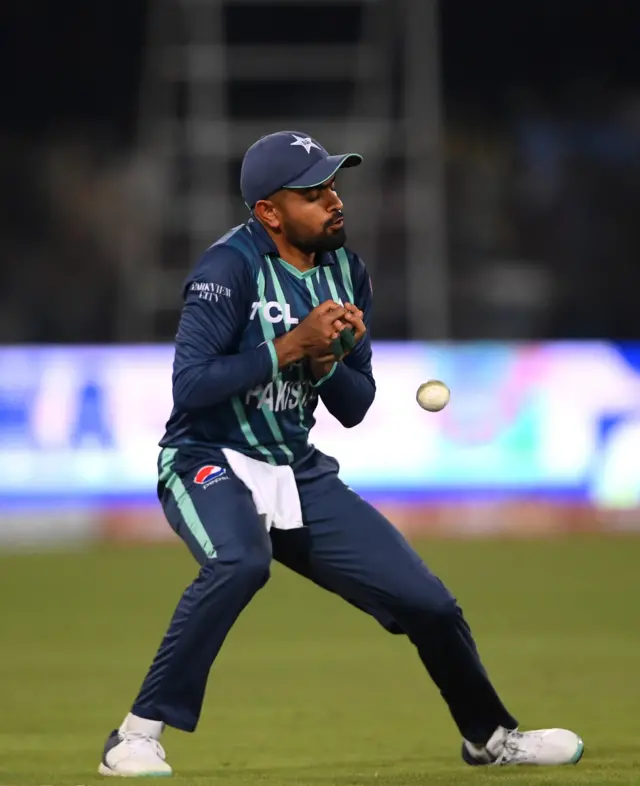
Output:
[346, 316, 366, 341]
[315, 300, 343, 315]
[344, 312, 366, 334]
[320, 306, 346, 319]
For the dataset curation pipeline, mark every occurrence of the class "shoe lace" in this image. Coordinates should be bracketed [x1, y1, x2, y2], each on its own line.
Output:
[494, 730, 528, 764]
[122, 731, 166, 760]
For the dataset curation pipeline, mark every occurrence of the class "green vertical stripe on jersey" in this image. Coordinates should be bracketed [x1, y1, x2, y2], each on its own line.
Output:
[159, 447, 216, 558]
[231, 396, 277, 464]
[225, 266, 276, 463]
[256, 267, 268, 306]
[266, 256, 310, 438]
[300, 273, 327, 434]
[335, 248, 354, 303]
[251, 265, 294, 463]
[231, 267, 278, 463]
[323, 266, 341, 304]
[265, 257, 290, 317]
[305, 276, 320, 307]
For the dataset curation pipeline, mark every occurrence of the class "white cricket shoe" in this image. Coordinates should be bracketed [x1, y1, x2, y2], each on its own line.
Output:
[98, 729, 173, 777]
[462, 725, 584, 766]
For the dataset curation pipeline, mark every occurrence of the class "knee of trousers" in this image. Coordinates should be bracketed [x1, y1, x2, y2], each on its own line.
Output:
[375, 611, 405, 636]
[390, 577, 459, 621]
[200, 546, 272, 592]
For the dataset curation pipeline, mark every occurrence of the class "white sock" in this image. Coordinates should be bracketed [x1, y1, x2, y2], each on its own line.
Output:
[119, 712, 164, 740]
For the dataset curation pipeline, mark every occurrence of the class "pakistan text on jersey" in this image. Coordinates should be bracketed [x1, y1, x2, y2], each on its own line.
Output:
[245, 378, 315, 412]
[190, 282, 233, 302]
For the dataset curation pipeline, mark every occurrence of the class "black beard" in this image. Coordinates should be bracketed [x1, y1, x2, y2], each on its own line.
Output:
[286, 225, 347, 254]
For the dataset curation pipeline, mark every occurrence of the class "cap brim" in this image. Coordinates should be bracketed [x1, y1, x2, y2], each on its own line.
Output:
[283, 153, 362, 190]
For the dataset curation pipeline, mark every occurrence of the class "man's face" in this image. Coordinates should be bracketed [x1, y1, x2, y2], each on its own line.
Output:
[257, 178, 347, 253]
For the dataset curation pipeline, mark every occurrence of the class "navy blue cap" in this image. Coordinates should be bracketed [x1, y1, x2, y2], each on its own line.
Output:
[240, 130, 362, 208]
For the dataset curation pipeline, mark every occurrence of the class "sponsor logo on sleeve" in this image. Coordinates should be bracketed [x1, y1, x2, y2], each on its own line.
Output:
[189, 282, 232, 303]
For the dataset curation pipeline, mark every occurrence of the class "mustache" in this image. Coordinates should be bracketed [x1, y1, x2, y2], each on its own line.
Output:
[324, 211, 344, 229]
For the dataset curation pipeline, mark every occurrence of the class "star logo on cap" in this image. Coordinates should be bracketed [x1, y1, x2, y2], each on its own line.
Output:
[290, 134, 320, 154]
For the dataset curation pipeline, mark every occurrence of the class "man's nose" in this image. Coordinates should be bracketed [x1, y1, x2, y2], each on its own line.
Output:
[329, 191, 343, 211]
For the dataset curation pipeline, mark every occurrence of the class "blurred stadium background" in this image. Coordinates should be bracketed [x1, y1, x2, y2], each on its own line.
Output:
[2, 2, 640, 784]
[1, 0, 639, 545]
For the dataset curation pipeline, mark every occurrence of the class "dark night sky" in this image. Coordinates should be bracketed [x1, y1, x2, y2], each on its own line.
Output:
[1, 0, 638, 142]
[441, 0, 640, 94]
[1, 1, 148, 141]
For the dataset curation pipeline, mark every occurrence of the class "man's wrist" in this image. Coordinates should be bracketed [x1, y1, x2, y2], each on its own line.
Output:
[273, 332, 305, 368]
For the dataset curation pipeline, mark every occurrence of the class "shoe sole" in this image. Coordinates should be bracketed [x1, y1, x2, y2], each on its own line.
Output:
[98, 763, 172, 777]
[570, 739, 585, 764]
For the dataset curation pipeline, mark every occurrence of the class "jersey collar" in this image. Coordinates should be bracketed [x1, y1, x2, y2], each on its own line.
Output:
[246, 217, 336, 266]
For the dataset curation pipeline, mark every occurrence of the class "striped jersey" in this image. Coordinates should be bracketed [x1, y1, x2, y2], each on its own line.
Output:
[159, 218, 375, 466]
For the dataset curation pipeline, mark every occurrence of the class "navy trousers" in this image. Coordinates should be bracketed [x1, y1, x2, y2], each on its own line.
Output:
[131, 449, 517, 744]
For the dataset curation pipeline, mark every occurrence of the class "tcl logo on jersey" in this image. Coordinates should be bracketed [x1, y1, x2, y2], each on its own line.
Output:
[250, 301, 299, 326]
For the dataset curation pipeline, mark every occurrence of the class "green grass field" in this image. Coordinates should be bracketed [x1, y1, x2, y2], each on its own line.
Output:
[1, 535, 639, 786]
